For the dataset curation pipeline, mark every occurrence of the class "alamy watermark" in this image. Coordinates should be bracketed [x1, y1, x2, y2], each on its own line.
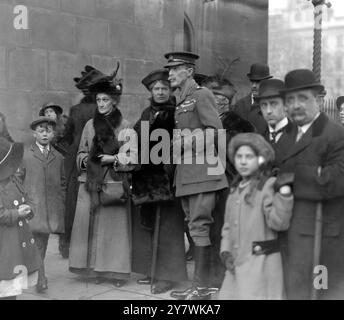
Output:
[117, 122, 227, 176]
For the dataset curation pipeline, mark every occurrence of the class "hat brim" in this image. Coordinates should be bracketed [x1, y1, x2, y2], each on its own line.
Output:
[255, 93, 282, 102]
[0, 142, 24, 180]
[247, 74, 273, 81]
[279, 84, 325, 95]
[30, 118, 56, 130]
[39, 105, 63, 117]
[164, 61, 195, 68]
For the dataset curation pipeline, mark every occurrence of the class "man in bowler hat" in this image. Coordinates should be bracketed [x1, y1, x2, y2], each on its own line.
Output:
[234, 63, 273, 135]
[279, 69, 344, 299]
[255, 79, 296, 167]
[164, 51, 228, 299]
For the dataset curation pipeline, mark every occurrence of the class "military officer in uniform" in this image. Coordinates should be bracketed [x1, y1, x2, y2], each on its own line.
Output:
[234, 63, 272, 135]
[164, 51, 228, 300]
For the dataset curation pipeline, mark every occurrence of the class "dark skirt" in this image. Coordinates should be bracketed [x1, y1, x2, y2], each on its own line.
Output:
[132, 200, 187, 283]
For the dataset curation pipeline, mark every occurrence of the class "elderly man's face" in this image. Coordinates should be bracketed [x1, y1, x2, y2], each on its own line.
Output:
[151, 81, 171, 104]
[285, 89, 320, 126]
[168, 65, 193, 88]
[260, 97, 286, 127]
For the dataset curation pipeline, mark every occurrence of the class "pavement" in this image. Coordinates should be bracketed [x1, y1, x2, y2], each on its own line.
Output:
[18, 235, 196, 300]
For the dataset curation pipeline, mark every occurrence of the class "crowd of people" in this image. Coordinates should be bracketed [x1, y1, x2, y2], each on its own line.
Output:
[1, 50, 344, 300]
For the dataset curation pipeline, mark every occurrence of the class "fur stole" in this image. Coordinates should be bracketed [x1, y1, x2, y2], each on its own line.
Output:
[85, 107, 122, 198]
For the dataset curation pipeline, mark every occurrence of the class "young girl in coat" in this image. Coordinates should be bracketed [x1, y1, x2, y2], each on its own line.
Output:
[0, 137, 41, 300]
[219, 133, 294, 300]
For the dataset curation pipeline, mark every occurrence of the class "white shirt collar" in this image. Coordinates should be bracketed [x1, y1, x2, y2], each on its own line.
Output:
[268, 117, 288, 133]
[36, 141, 50, 153]
[299, 112, 321, 134]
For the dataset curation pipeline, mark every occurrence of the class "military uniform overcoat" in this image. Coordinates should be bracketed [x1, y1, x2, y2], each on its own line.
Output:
[173, 79, 228, 197]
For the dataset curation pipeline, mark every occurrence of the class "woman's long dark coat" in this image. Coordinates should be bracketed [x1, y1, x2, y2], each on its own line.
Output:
[131, 99, 187, 283]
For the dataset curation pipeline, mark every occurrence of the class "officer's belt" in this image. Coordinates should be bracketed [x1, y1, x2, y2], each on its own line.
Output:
[251, 239, 280, 256]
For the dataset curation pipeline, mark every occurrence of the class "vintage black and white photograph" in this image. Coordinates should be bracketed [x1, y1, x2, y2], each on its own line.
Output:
[1, 0, 344, 303]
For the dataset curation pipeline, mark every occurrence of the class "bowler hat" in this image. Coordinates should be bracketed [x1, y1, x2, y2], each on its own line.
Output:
[255, 79, 285, 102]
[30, 116, 56, 130]
[164, 51, 199, 68]
[227, 132, 275, 165]
[0, 137, 24, 180]
[280, 69, 324, 93]
[39, 102, 63, 117]
[336, 96, 344, 110]
[142, 69, 169, 90]
[247, 63, 273, 81]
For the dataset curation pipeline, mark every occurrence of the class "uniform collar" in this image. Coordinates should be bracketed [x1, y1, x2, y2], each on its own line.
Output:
[175, 78, 198, 105]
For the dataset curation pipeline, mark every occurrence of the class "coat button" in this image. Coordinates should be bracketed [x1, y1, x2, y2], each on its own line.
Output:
[18, 221, 23, 227]
[30, 238, 35, 244]
[13, 200, 19, 206]
[22, 242, 26, 248]
[254, 245, 262, 253]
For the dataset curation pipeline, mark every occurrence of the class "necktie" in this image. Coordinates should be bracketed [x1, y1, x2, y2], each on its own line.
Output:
[270, 128, 284, 144]
[296, 127, 304, 142]
[43, 146, 49, 159]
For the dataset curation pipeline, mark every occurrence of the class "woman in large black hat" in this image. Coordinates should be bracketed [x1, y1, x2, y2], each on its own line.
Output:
[131, 69, 187, 294]
[69, 64, 137, 287]
[0, 137, 41, 299]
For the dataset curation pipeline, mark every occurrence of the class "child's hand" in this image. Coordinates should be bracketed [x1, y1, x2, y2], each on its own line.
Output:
[220, 251, 235, 275]
[18, 204, 32, 218]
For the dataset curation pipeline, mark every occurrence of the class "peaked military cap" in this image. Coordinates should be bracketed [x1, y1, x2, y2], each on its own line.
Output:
[164, 51, 199, 68]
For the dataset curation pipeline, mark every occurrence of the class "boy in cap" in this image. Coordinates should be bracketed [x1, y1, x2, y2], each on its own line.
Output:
[22, 117, 66, 293]
[164, 51, 228, 300]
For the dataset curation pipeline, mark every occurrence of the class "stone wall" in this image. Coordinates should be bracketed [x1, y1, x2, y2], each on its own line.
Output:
[0, 0, 268, 142]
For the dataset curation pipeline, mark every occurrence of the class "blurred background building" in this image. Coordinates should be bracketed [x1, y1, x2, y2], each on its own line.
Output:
[0, 0, 268, 142]
[269, 0, 344, 112]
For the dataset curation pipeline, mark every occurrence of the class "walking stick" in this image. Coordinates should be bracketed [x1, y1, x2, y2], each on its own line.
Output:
[311, 167, 323, 300]
[150, 204, 161, 293]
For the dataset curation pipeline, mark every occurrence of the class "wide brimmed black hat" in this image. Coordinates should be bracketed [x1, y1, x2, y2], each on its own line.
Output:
[30, 116, 56, 130]
[336, 96, 344, 110]
[227, 132, 275, 165]
[87, 62, 122, 95]
[164, 51, 199, 68]
[255, 79, 285, 102]
[0, 137, 24, 180]
[74, 65, 107, 90]
[141, 69, 169, 90]
[247, 63, 273, 81]
[280, 69, 324, 94]
[39, 102, 63, 117]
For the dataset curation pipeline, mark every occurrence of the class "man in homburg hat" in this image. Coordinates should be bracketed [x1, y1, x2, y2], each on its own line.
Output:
[279, 69, 344, 299]
[164, 51, 228, 300]
[255, 79, 296, 167]
[234, 63, 273, 135]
